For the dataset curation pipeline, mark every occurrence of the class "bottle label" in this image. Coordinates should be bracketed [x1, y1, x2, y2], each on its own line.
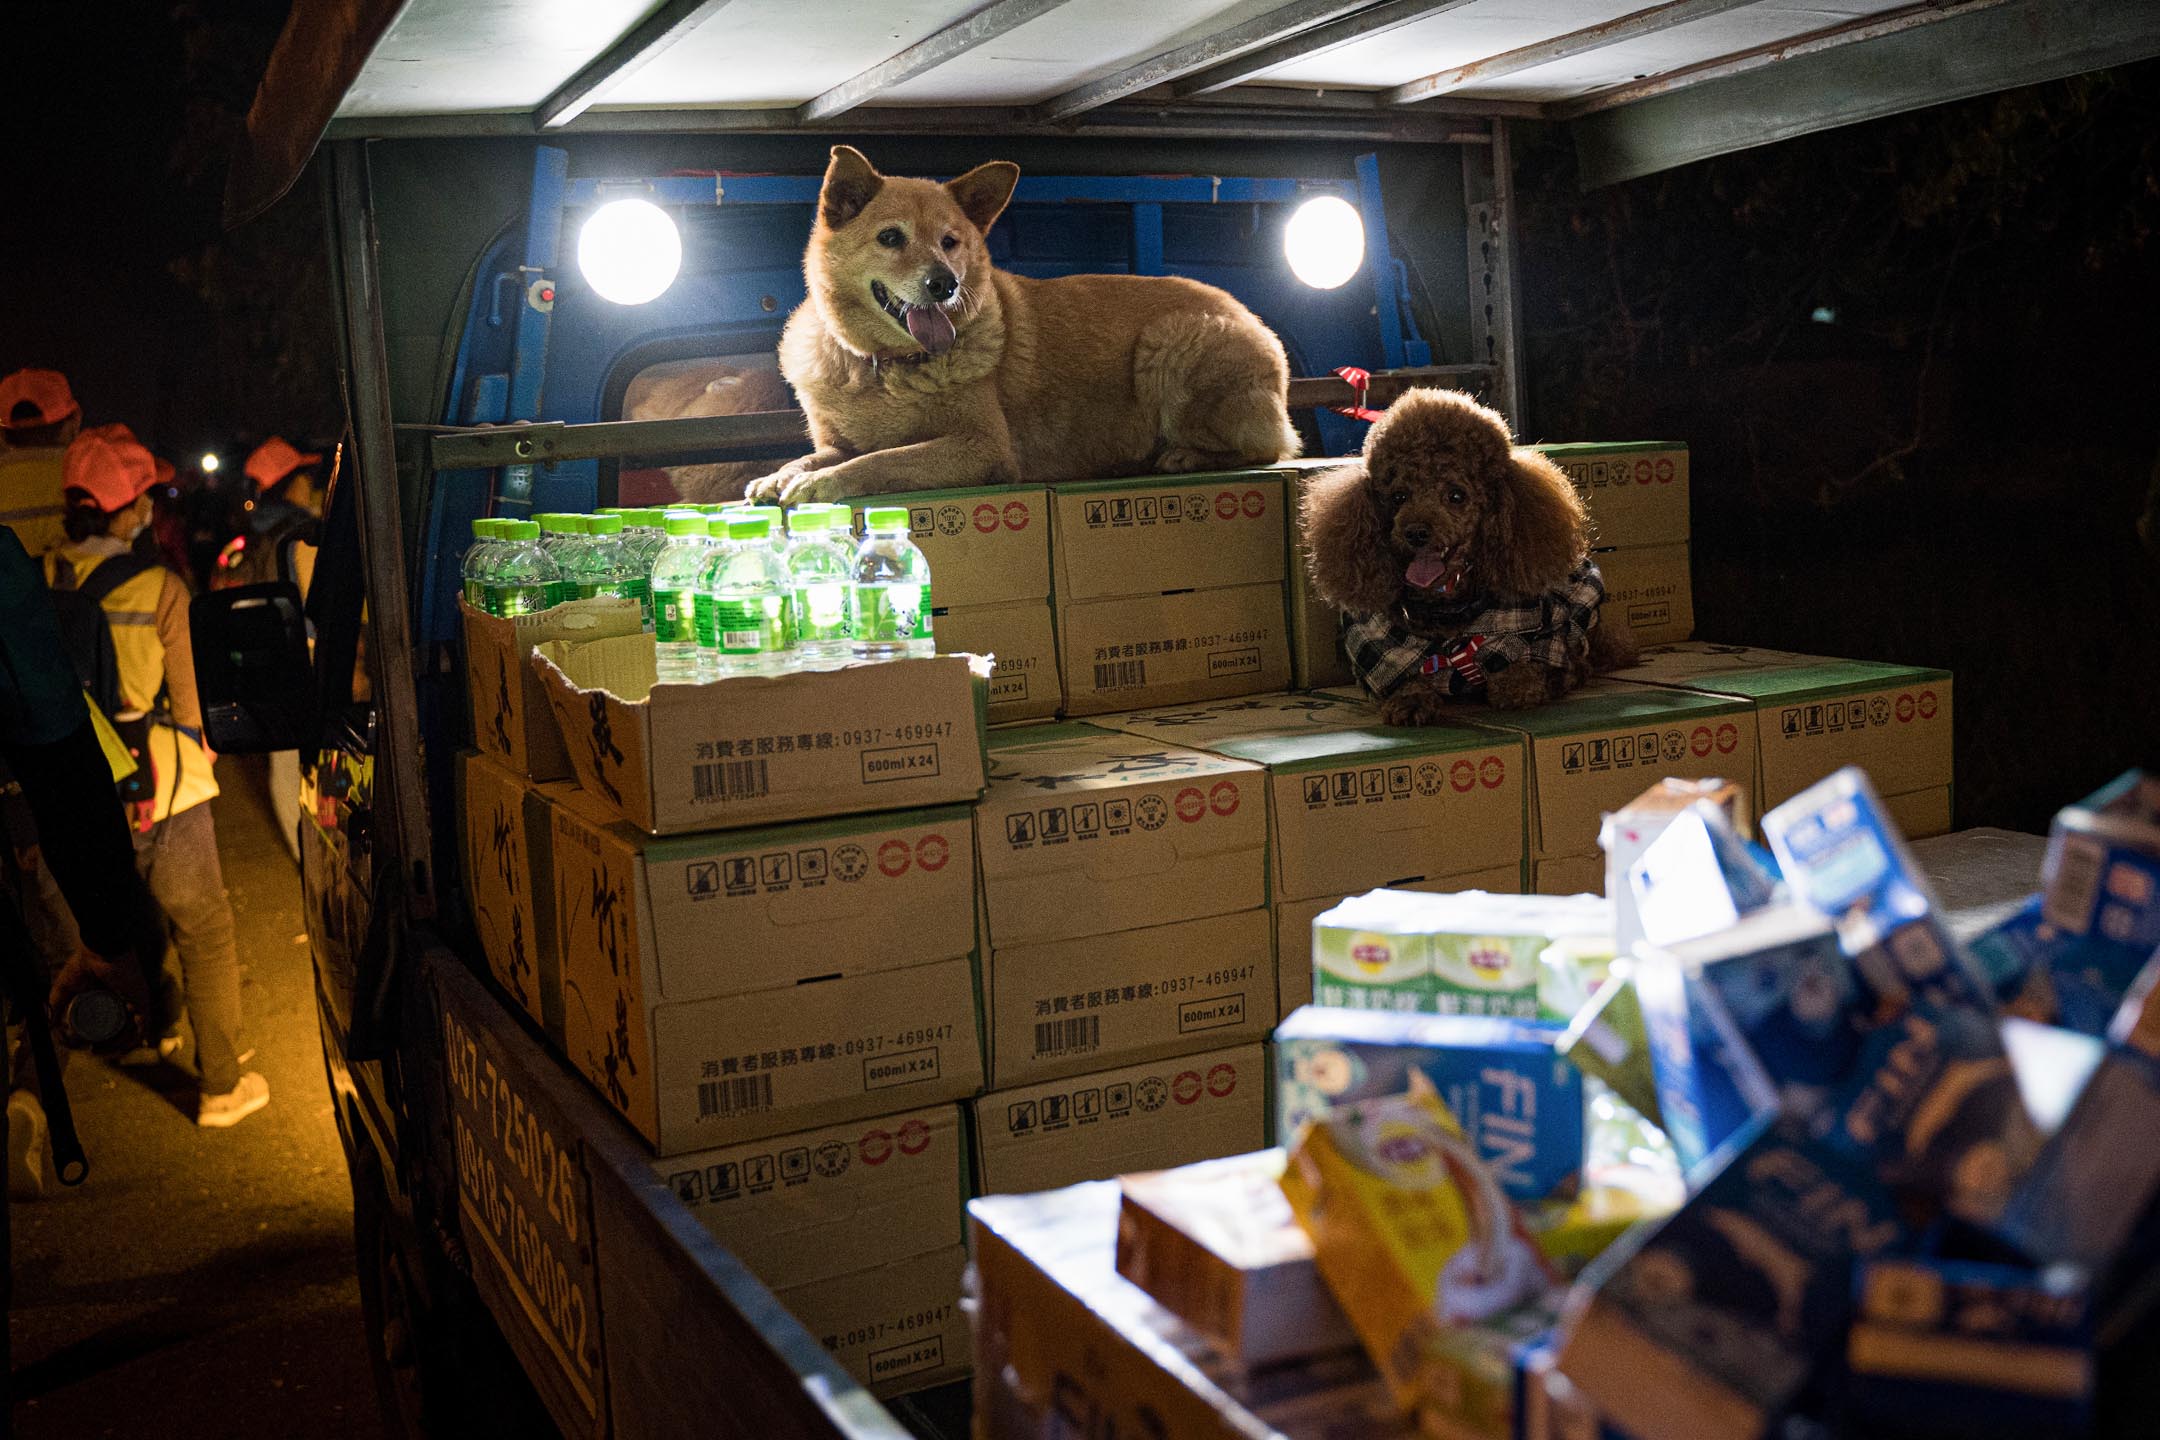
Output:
[707, 596, 790, 656]
[853, 583, 932, 643]
[795, 582, 849, 643]
[654, 587, 695, 644]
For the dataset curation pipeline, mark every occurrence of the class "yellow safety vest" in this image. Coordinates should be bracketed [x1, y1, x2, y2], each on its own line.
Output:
[0, 448, 68, 558]
[45, 547, 220, 822]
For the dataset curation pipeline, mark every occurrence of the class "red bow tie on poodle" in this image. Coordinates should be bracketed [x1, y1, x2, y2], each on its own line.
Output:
[1300, 388, 1637, 727]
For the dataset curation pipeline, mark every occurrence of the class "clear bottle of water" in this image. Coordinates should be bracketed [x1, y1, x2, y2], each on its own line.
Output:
[650, 511, 714, 684]
[850, 506, 935, 661]
[462, 518, 503, 607]
[785, 504, 855, 670]
[485, 519, 561, 617]
[556, 513, 638, 605]
[622, 509, 668, 572]
[535, 513, 580, 603]
[697, 514, 794, 678]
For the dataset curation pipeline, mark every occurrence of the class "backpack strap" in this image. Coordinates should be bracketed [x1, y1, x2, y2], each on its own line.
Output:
[71, 553, 155, 607]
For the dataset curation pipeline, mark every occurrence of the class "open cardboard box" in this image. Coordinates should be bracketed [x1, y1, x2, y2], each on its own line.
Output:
[462, 596, 645, 780]
[531, 630, 988, 834]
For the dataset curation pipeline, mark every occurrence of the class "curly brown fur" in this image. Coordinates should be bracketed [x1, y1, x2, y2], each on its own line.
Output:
[1300, 387, 1637, 718]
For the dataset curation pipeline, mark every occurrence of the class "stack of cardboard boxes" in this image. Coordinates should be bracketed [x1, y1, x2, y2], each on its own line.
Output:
[454, 430, 1957, 1400]
[1539, 441, 1694, 648]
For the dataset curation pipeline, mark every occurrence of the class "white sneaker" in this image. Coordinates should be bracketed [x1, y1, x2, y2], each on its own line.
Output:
[197, 1071, 270, 1129]
[8, 1090, 49, 1199]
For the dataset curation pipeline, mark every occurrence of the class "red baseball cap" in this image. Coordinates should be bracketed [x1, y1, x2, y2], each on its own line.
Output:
[81, 423, 174, 488]
[0, 369, 79, 430]
[62, 428, 159, 512]
[245, 435, 323, 491]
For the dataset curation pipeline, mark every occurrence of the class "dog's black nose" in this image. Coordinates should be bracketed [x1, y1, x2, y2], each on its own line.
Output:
[922, 267, 958, 302]
[1403, 524, 1432, 547]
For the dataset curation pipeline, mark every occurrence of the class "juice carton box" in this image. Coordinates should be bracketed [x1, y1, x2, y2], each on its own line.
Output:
[1556, 1111, 1903, 1440]
[1555, 964, 1662, 1128]
[1625, 803, 1779, 950]
[1281, 1090, 1560, 1429]
[1275, 1006, 1585, 1202]
[1312, 890, 1611, 1020]
[1667, 905, 1868, 1113]
[1630, 936, 1780, 1176]
[1844, 1256, 2093, 1439]
[1967, 894, 2156, 1036]
[1600, 777, 1749, 960]
[2042, 768, 2160, 950]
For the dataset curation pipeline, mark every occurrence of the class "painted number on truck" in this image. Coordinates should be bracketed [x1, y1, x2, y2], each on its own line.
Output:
[442, 993, 603, 1424]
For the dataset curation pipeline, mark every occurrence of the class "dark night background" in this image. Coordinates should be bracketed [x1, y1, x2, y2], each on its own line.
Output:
[2, 4, 2154, 832]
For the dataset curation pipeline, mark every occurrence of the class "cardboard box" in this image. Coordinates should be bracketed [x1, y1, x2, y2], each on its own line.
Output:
[972, 1043, 1265, 1197]
[1534, 853, 1605, 897]
[531, 633, 987, 834]
[457, 751, 560, 1036]
[1059, 584, 1292, 715]
[976, 724, 1266, 947]
[1274, 868, 1521, 1015]
[462, 596, 644, 780]
[934, 600, 1057, 722]
[1052, 470, 1288, 602]
[1093, 691, 1530, 904]
[1534, 441, 1689, 551]
[1274, 1007, 1585, 1201]
[658, 1104, 965, 1291]
[1052, 468, 1293, 714]
[1280, 460, 1358, 692]
[1557, 1113, 1901, 1440]
[1114, 1150, 1358, 1369]
[1431, 679, 1757, 863]
[777, 1243, 971, 1397]
[546, 786, 982, 1153]
[1612, 643, 1953, 829]
[883, 485, 1050, 611]
[971, 1181, 1414, 1440]
[1594, 543, 1694, 648]
[986, 909, 1274, 1088]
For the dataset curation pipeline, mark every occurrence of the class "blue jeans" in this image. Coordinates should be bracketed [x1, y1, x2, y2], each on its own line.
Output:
[135, 802, 246, 1095]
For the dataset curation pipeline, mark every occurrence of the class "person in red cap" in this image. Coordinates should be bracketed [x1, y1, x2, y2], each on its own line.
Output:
[45, 428, 267, 1129]
[0, 369, 83, 558]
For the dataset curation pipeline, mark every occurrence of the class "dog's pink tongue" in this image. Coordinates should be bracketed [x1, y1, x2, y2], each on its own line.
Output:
[905, 304, 956, 356]
[1405, 550, 1453, 590]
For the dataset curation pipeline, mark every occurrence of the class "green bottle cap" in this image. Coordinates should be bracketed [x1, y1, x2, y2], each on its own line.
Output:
[503, 519, 540, 540]
[597, 506, 626, 516]
[537, 512, 576, 534]
[471, 518, 494, 540]
[866, 506, 910, 531]
[663, 512, 705, 537]
[588, 513, 624, 535]
[786, 504, 834, 533]
[727, 515, 772, 542]
[706, 516, 731, 537]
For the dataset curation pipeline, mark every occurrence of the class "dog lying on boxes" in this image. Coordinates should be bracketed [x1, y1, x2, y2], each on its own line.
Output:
[749, 147, 1300, 503]
[1301, 389, 1636, 724]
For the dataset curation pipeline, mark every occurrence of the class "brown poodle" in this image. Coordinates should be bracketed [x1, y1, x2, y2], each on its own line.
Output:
[1301, 388, 1636, 725]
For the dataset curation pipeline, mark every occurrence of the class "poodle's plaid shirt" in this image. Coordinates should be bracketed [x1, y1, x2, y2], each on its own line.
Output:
[1341, 558, 1610, 700]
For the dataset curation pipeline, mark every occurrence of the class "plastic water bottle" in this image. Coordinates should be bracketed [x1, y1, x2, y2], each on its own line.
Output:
[697, 514, 794, 678]
[485, 520, 560, 617]
[557, 513, 638, 605]
[462, 518, 503, 607]
[650, 511, 714, 684]
[850, 506, 935, 661]
[785, 504, 855, 670]
[622, 509, 668, 572]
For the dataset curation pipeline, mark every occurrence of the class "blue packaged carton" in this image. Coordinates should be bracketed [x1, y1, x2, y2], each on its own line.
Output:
[1670, 905, 1865, 1116]
[1556, 1111, 1903, 1440]
[1970, 893, 2158, 1037]
[1764, 767, 1936, 943]
[1274, 1005, 1584, 1202]
[1844, 1255, 2093, 1439]
[1631, 938, 1779, 1176]
[2043, 769, 2160, 952]
[1997, 953, 2160, 1274]
[1627, 802, 1781, 949]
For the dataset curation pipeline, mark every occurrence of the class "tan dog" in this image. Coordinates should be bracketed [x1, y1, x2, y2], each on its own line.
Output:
[623, 358, 795, 503]
[749, 147, 1299, 503]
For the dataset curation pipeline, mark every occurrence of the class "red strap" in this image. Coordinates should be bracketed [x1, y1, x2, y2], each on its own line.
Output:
[1328, 366, 1385, 423]
[1417, 634, 1489, 687]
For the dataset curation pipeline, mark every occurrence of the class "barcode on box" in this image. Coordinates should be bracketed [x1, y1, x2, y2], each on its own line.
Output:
[1094, 659, 1146, 691]
[697, 1073, 774, 1120]
[693, 758, 770, 804]
[1033, 1016, 1100, 1058]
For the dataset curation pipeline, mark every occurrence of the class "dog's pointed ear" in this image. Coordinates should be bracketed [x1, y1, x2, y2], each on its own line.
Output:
[820, 146, 883, 230]
[1475, 448, 1590, 597]
[945, 161, 1020, 236]
[1301, 463, 1402, 617]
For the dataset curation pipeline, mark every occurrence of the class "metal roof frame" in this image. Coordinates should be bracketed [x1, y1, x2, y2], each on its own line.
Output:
[229, 0, 2160, 226]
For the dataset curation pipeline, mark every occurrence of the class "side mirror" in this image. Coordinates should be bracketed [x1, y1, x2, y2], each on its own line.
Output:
[190, 582, 318, 754]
